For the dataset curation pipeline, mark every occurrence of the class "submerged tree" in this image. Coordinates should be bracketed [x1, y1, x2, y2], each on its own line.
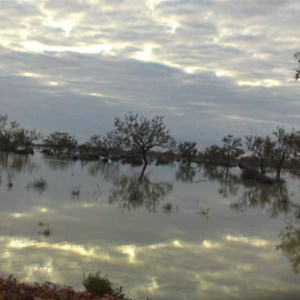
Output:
[89, 131, 121, 160]
[221, 134, 244, 168]
[177, 141, 197, 164]
[203, 144, 224, 164]
[272, 127, 295, 181]
[245, 134, 274, 175]
[16, 128, 42, 150]
[113, 112, 175, 165]
[0, 114, 21, 150]
[43, 131, 77, 154]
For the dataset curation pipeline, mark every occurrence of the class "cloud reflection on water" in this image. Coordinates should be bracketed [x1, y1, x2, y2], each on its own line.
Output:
[0, 154, 300, 299]
[0, 233, 299, 299]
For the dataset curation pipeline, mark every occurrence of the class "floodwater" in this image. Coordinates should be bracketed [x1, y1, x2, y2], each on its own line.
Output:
[0, 151, 300, 299]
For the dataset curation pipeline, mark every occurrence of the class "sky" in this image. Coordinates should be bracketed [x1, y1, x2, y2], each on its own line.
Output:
[1, 0, 300, 148]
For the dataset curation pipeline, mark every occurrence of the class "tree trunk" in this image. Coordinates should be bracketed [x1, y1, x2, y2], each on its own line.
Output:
[276, 163, 282, 181]
[276, 154, 285, 181]
[260, 159, 265, 175]
[139, 164, 147, 181]
[141, 149, 148, 165]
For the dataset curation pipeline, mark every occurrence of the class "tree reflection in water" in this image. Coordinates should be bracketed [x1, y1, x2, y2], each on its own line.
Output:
[0, 152, 38, 188]
[87, 160, 119, 182]
[0, 151, 38, 174]
[230, 181, 299, 218]
[213, 166, 300, 275]
[277, 221, 300, 274]
[175, 163, 197, 183]
[109, 165, 173, 212]
[202, 165, 240, 198]
[43, 156, 75, 171]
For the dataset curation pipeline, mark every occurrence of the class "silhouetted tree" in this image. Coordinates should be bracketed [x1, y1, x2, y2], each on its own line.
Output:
[0, 114, 21, 150]
[89, 131, 121, 159]
[43, 131, 77, 154]
[272, 127, 294, 181]
[16, 128, 42, 150]
[113, 112, 175, 165]
[203, 144, 224, 164]
[177, 141, 197, 164]
[245, 134, 274, 175]
[221, 134, 244, 168]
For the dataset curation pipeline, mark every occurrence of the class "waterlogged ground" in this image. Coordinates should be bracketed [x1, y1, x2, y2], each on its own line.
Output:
[0, 152, 300, 299]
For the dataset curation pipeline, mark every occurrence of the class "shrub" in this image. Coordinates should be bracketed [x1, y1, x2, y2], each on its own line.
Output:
[82, 271, 129, 299]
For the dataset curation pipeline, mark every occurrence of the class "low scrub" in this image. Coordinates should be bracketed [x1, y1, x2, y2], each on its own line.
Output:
[82, 271, 130, 300]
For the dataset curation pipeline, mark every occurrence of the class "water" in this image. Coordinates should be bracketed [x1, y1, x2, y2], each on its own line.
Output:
[0, 152, 299, 299]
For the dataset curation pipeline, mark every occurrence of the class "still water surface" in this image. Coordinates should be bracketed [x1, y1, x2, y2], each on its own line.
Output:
[0, 152, 300, 299]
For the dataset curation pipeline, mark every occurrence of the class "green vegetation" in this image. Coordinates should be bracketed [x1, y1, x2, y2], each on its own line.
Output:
[82, 270, 130, 299]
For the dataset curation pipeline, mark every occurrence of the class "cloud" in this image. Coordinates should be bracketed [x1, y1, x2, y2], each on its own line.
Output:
[0, 0, 299, 146]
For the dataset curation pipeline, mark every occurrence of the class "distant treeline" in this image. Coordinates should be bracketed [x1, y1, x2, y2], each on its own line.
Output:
[1, 112, 300, 181]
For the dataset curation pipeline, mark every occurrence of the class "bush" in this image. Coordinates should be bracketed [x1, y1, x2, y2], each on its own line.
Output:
[82, 271, 129, 299]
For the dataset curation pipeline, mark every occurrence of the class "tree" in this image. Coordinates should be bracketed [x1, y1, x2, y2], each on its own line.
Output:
[113, 112, 175, 165]
[272, 127, 295, 181]
[16, 128, 42, 150]
[245, 134, 274, 175]
[89, 131, 121, 160]
[177, 141, 197, 164]
[221, 134, 244, 167]
[203, 144, 224, 164]
[0, 114, 21, 150]
[43, 131, 77, 154]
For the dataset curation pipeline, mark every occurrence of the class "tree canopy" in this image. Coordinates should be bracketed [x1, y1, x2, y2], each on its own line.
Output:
[113, 112, 175, 165]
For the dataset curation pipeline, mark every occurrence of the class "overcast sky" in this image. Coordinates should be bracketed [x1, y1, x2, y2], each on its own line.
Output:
[1, 0, 300, 148]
